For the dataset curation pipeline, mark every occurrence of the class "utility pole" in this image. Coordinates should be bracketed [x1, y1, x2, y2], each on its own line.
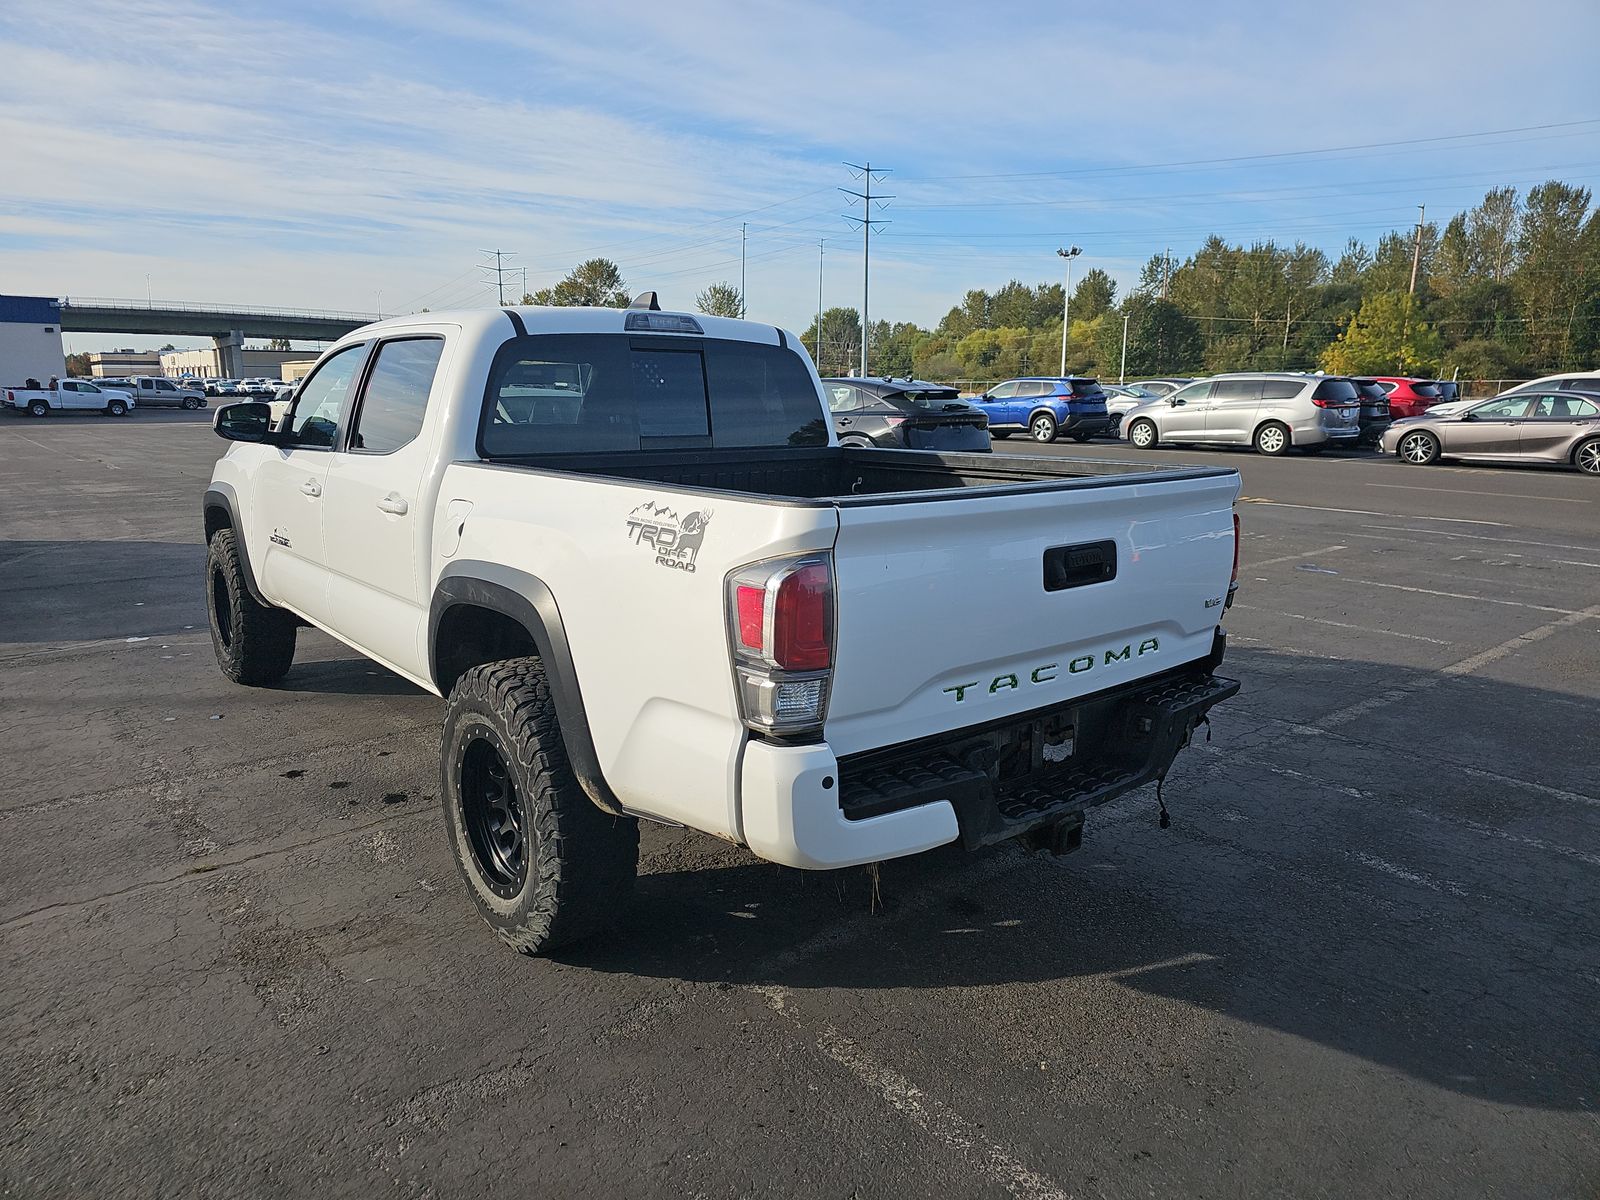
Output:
[1056, 246, 1082, 376]
[817, 240, 825, 373]
[1283, 301, 1292, 365]
[1161, 248, 1171, 300]
[519, 267, 528, 303]
[479, 249, 517, 305]
[1408, 204, 1426, 295]
[842, 162, 893, 377]
[1119, 313, 1130, 384]
[740, 223, 748, 318]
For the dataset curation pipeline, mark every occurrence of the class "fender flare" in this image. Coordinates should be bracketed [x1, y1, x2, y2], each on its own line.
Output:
[429, 563, 624, 816]
[202, 484, 269, 606]
[1027, 407, 1061, 429]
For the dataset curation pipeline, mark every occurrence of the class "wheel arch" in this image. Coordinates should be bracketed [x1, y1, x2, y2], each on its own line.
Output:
[1571, 434, 1600, 465]
[430, 564, 624, 816]
[1253, 416, 1291, 443]
[202, 485, 269, 606]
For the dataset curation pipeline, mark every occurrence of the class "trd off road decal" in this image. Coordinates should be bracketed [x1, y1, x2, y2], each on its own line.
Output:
[625, 502, 713, 573]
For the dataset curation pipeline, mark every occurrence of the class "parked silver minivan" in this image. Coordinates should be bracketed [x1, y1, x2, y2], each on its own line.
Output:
[1121, 373, 1363, 455]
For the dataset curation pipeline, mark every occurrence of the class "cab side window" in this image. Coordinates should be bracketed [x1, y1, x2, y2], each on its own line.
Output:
[1170, 382, 1214, 404]
[286, 344, 368, 449]
[1212, 379, 1264, 402]
[1473, 396, 1533, 419]
[348, 338, 443, 453]
[827, 385, 865, 412]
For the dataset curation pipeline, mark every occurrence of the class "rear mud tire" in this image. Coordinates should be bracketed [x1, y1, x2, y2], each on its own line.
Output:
[441, 658, 639, 955]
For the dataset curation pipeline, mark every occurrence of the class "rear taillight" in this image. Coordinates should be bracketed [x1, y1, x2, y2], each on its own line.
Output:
[727, 554, 835, 736]
[1227, 512, 1240, 608]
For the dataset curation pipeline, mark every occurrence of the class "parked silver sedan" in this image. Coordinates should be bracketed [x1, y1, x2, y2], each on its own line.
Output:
[1381, 389, 1600, 476]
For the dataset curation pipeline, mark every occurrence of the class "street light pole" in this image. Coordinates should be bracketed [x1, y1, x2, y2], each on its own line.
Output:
[1120, 313, 1130, 383]
[1056, 246, 1081, 376]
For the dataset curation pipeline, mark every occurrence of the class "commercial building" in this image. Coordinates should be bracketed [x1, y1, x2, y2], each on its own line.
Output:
[280, 359, 319, 382]
[86, 350, 162, 377]
[0, 294, 66, 384]
[158, 347, 313, 380]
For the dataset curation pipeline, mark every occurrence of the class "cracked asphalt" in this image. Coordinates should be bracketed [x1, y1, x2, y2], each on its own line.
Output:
[2, 409, 1598, 1198]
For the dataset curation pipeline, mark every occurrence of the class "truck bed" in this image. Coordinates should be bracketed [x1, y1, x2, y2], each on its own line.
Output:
[478, 446, 1234, 505]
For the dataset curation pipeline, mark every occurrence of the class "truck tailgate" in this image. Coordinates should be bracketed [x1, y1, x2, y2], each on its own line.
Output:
[825, 471, 1240, 756]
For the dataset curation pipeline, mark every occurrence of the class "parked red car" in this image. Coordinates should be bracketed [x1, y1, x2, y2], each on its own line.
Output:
[1371, 377, 1443, 419]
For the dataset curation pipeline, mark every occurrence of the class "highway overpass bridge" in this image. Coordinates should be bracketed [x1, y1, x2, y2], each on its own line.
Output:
[59, 297, 380, 377]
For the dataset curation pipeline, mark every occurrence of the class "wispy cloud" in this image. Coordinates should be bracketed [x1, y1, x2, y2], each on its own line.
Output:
[3, 0, 1598, 340]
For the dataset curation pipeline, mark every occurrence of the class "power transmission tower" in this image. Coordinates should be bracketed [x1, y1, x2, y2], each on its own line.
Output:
[817, 240, 825, 372]
[479, 249, 517, 305]
[1408, 204, 1426, 295]
[842, 162, 892, 377]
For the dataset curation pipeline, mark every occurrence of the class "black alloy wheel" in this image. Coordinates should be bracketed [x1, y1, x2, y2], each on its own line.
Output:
[459, 734, 527, 898]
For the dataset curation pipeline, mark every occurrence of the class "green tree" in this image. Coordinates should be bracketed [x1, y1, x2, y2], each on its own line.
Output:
[1513, 181, 1597, 370]
[64, 352, 92, 377]
[695, 281, 744, 318]
[1097, 296, 1204, 377]
[1320, 292, 1442, 376]
[1070, 268, 1116, 321]
[1365, 224, 1438, 295]
[267, 337, 291, 351]
[800, 306, 862, 376]
[1330, 238, 1372, 285]
[530, 258, 630, 307]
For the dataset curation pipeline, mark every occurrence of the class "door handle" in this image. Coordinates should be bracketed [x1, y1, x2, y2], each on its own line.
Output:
[299, 479, 322, 497]
[376, 494, 409, 516]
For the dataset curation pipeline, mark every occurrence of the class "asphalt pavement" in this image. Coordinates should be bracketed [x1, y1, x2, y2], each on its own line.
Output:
[3, 409, 1598, 1198]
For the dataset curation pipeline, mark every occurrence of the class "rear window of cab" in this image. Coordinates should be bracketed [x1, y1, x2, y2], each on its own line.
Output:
[479, 334, 828, 456]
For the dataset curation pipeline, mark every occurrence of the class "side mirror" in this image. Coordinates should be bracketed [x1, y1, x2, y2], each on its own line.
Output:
[1461, 412, 1478, 422]
[1168, 397, 1183, 406]
[214, 401, 276, 443]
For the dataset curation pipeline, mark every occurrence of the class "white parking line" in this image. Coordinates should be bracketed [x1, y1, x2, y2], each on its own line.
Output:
[1242, 759, 1600, 869]
[1231, 604, 1451, 644]
[1554, 559, 1600, 570]
[750, 983, 1070, 1200]
[1365, 482, 1592, 504]
[1248, 544, 1347, 568]
[1461, 766, 1600, 810]
[1357, 525, 1600, 554]
[1346, 850, 1469, 897]
[1240, 499, 1507, 526]
[1317, 604, 1600, 727]
[815, 1026, 1071, 1200]
[1338, 577, 1585, 616]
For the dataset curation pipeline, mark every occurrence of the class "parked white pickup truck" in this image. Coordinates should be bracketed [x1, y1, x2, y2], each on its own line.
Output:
[4, 379, 134, 416]
[203, 297, 1241, 953]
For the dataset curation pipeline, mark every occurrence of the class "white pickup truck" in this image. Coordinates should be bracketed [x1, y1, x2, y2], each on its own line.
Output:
[4, 379, 135, 416]
[203, 298, 1241, 954]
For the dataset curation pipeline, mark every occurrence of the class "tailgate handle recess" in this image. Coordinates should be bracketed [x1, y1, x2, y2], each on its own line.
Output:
[1043, 540, 1117, 592]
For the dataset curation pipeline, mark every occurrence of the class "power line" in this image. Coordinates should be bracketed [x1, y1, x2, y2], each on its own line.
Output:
[905, 118, 1600, 183]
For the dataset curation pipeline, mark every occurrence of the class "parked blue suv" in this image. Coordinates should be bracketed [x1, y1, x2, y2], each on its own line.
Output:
[970, 377, 1112, 443]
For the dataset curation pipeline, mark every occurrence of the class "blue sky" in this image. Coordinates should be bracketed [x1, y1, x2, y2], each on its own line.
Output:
[4, 0, 1599, 352]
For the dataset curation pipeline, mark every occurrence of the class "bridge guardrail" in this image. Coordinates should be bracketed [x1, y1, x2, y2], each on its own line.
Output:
[61, 297, 382, 323]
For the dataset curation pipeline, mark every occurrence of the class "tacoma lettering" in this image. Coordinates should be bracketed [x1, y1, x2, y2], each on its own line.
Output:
[945, 639, 1161, 702]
